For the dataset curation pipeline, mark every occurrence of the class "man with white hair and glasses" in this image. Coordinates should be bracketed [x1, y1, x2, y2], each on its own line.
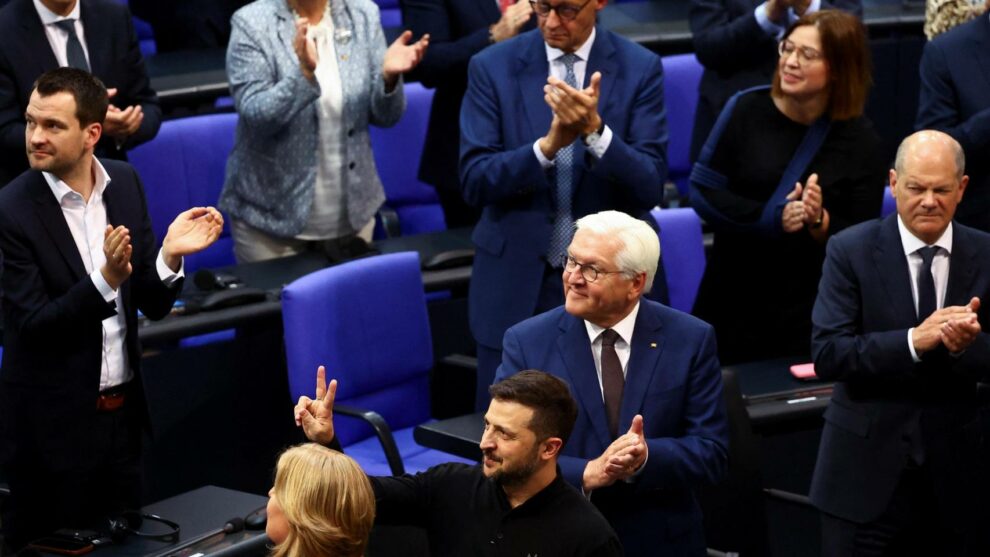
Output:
[494, 210, 729, 556]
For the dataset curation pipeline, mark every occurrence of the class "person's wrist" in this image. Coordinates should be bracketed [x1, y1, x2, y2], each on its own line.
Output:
[809, 208, 824, 229]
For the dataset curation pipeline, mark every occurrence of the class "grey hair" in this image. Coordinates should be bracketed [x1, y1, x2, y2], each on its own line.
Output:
[573, 211, 659, 292]
[894, 130, 965, 179]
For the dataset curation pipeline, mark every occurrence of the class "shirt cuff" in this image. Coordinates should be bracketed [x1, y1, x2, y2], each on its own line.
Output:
[907, 327, 921, 363]
[90, 269, 117, 303]
[754, 3, 786, 38]
[789, 0, 821, 23]
[157, 248, 184, 286]
[533, 140, 555, 169]
[585, 125, 613, 159]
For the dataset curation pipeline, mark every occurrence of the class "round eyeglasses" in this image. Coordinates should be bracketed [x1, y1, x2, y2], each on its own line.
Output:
[529, 0, 593, 22]
[778, 39, 823, 64]
[561, 255, 625, 283]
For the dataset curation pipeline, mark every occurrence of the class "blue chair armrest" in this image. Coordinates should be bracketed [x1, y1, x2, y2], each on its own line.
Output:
[335, 403, 405, 476]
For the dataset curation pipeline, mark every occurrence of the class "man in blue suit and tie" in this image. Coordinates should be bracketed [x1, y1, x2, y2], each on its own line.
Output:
[495, 211, 729, 557]
[810, 130, 990, 555]
[460, 0, 669, 410]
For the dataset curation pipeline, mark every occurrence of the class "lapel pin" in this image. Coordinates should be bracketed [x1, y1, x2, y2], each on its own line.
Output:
[649, 342, 657, 348]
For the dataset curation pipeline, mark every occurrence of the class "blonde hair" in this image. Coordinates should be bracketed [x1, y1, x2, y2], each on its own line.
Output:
[270, 444, 376, 557]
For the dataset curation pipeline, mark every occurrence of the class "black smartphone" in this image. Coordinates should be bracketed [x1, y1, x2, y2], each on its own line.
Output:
[27, 536, 94, 555]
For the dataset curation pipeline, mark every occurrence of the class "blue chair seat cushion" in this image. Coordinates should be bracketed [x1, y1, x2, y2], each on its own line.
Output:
[343, 424, 476, 477]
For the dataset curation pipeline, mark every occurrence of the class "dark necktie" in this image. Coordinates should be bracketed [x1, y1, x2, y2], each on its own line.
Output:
[916, 246, 939, 323]
[54, 19, 90, 72]
[600, 329, 624, 439]
[546, 53, 579, 263]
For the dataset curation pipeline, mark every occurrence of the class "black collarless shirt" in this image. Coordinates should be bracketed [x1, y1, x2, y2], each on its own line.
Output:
[372, 463, 622, 557]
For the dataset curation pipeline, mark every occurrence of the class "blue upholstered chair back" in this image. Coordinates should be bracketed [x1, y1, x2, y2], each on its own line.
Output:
[370, 82, 446, 237]
[282, 252, 434, 447]
[881, 186, 896, 218]
[652, 207, 706, 313]
[374, 0, 402, 27]
[661, 53, 704, 197]
[128, 113, 237, 274]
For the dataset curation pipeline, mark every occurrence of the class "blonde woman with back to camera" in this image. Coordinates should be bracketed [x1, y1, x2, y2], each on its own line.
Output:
[267, 443, 375, 557]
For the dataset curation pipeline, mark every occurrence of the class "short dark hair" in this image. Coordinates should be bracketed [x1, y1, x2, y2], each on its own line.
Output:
[771, 10, 872, 120]
[33, 68, 108, 127]
[489, 371, 578, 445]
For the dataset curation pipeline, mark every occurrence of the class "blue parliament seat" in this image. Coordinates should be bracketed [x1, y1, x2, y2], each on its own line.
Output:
[370, 82, 446, 238]
[128, 113, 237, 275]
[651, 207, 705, 313]
[282, 252, 475, 476]
[660, 53, 704, 198]
[881, 186, 896, 217]
[374, 0, 403, 28]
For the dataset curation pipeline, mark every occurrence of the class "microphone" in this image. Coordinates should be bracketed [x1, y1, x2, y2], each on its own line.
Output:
[152, 517, 245, 557]
[194, 269, 244, 291]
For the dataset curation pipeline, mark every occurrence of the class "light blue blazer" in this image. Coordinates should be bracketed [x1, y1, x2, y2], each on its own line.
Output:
[221, 0, 404, 238]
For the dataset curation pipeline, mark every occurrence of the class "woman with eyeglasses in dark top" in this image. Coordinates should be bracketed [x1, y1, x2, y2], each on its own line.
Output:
[689, 9, 886, 365]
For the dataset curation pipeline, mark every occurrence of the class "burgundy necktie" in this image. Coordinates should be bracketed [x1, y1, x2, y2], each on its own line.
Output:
[600, 329, 624, 439]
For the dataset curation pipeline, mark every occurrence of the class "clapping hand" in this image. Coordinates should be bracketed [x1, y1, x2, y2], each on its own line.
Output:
[161, 207, 223, 272]
[782, 183, 805, 233]
[583, 415, 648, 491]
[382, 31, 430, 90]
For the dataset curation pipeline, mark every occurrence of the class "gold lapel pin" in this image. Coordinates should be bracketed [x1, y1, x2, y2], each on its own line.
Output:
[649, 342, 657, 348]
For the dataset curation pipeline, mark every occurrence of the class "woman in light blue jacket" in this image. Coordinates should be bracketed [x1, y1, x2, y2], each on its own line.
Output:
[222, 0, 428, 262]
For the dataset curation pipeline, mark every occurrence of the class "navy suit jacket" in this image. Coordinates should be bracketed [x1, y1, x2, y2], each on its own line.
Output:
[460, 27, 668, 348]
[495, 300, 729, 556]
[916, 15, 990, 231]
[0, 160, 179, 467]
[0, 0, 161, 185]
[810, 216, 990, 525]
[403, 0, 502, 194]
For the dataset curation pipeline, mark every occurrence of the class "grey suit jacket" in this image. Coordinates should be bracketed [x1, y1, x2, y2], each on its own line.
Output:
[220, 0, 404, 237]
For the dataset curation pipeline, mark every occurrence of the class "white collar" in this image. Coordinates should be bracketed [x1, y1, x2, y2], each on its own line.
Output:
[33, 0, 81, 25]
[897, 214, 953, 257]
[544, 27, 596, 68]
[584, 300, 640, 347]
[44, 157, 111, 203]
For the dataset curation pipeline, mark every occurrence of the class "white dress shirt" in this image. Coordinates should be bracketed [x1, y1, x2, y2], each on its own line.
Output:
[299, 14, 349, 240]
[897, 216, 953, 362]
[584, 301, 640, 398]
[33, 0, 91, 68]
[43, 159, 183, 390]
[533, 27, 614, 167]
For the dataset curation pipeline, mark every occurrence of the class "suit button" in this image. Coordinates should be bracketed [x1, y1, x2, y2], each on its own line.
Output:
[348, 162, 356, 170]
[347, 128, 355, 137]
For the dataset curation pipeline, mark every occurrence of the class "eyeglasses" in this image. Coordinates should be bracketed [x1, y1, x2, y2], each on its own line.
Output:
[778, 39, 823, 64]
[561, 255, 625, 283]
[529, 0, 593, 22]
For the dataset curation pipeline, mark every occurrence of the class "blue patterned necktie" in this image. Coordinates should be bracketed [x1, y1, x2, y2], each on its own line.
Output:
[54, 19, 90, 72]
[547, 53, 579, 263]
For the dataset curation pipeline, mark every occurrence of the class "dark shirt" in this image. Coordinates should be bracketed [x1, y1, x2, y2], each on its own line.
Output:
[692, 89, 885, 364]
[372, 463, 623, 557]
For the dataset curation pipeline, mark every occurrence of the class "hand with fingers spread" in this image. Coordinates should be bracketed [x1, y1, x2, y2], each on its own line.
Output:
[583, 415, 648, 491]
[101, 225, 132, 290]
[161, 207, 224, 272]
[781, 183, 806, 233]
[294, 365, 337, 445]
[383, 31, 430, 90]
[293, 17, 319, 82]
[103, 88, 144, 140]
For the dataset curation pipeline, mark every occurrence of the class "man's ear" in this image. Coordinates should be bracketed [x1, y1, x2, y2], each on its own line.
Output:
[541, 437, 563, 461]
[84, 121, 102, 150]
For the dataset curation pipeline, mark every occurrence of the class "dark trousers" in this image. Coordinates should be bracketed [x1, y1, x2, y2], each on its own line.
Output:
[3, 395, 142, 551]
[820, 463, 987, 557]
[474, 263, 565, 410]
